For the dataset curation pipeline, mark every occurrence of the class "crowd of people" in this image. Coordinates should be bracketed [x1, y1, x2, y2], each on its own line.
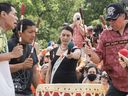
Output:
[0, 1, 128, 96]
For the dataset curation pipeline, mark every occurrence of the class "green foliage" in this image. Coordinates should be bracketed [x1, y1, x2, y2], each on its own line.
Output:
[83, 0, 120, 25]
[0, 0, 123, 49]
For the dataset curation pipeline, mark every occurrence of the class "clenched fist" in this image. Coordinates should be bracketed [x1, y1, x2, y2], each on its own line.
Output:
[22, 58, 33, 70]
[10, 45, 23, 58]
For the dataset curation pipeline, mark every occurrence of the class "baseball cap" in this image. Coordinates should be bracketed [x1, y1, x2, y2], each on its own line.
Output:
[106, 3, 125, 21]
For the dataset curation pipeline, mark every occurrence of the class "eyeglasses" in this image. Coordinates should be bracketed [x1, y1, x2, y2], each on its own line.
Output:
[107, 14, 122, 22]
[107, 18, 117, 22]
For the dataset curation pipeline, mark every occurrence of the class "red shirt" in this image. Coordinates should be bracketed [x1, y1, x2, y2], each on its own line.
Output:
[95, 24, 128, 92]
[72, 25, 86, 48]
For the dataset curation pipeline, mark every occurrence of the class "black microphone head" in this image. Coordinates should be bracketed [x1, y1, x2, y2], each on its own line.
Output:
[68, 41, 74, 50]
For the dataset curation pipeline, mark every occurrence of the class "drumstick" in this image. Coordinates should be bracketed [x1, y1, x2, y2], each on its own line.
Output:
[79, 8, 92, 48]
[19, 2, 25, 43]
[99, 15, 108, 30]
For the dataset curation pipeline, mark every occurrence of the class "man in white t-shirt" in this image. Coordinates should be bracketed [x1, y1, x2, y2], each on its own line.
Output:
[0, 3, 23, 96]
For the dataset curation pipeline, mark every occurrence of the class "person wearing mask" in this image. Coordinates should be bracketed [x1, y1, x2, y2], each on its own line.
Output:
[8, 19, 39, 96]
[84, 3, 128, 96]
[46, 25, 81, 83]
[0, 2, 23, 96]
[82, 65, 100, 84]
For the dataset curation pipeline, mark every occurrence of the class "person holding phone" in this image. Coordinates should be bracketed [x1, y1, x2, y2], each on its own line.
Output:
[70, 12, 88, 48]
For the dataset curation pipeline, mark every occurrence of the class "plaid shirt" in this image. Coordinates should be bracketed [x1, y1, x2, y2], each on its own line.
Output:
[95, 24, 128, 92]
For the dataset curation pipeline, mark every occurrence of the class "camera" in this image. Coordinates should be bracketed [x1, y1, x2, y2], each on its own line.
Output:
[77, 17, 80, 20]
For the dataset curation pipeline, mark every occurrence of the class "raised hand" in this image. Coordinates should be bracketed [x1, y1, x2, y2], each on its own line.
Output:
[84, 44, 92, 56]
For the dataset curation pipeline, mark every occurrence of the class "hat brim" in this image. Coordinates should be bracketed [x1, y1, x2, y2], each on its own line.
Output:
[106, 14, 120, 21]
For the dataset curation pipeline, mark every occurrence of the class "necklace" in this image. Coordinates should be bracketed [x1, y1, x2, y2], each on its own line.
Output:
[59, 46, 68, 51]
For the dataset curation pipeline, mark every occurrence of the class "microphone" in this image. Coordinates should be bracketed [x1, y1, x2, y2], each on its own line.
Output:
[118, 49, 128, 68]
[118, 49, 128, 61]
[67, 42, 74, 54]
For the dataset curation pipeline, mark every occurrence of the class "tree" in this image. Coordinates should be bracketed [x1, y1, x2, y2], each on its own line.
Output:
[1, 0, 121, 48]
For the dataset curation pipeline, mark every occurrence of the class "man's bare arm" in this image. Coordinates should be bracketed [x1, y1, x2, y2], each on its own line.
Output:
[84, 45, 101, 64]
[0, 45, 23, 62]
[10, 58, 33, 73]
[32, 65, 40, 88]
[45, 60, 52, 83]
